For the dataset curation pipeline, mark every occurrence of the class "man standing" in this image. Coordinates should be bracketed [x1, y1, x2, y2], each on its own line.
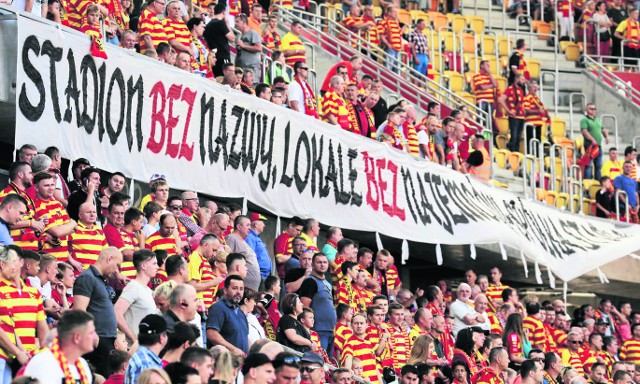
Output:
[523, 81, 549, 153]
[137, 0, 168, 54]
[181, 347, 215, 384]
[0, 162, 43, 250]
[322, 226, 343, 262]
[163, 284, 199, 331]
[561, 331, 586, 375]
[543, 352, 563, 384]
[34, 172, 77, 261]
[345, 83, 376, 137]
[408, 19, 430, 77]
[450, 283, 486, 337]
[473, 60, 498, 123]
[284, 245, 312, 294]
[620, 323, 640, 364]
[614, 161, 640, 221]
[471, 347, 510, 384]
[426, 285, 454, 362]
[177, 191, 204, 237]
[581, 103, 609, 180]
[206, 275, 248, 356]
[289, 62, 319, 118]
[23, 310, 97, 383]
[373, 249, 400, 298]
[274, 217, 303, 282]
[321, 76, 351, 130]
[524, 301, 549, 352]
[486, 267, 510, 313]
[300, 253, 336, 356]
[602, 148, 624, 180]
[521, 359, 546, 384]
[226, 215, 261, 290]
[235, 14, 262, 79]
[281, 21, 306, 66]
[74, 247, 123, 376]
[466, 135, 492, 182]
[145, 213, 180, 255]
[614, 8, 640, 72]
[204, 3, 235, 77]
[388, 302, 411, 371]
[67, 167, 102, 223]
[246, 213, 272, 280]
[125, 314, 168, 384]
[378, 6, 403, 70]
[69, 203, 108, 271]
[188, 234, 224, 311]
[508, 39, 530, 84]
[499, 74, 526, 153]
[409, 308, 432, 347]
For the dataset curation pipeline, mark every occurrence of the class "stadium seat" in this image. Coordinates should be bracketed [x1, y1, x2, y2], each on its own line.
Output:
[490, 179, 509, 188]
[497, 37, 511, 57]
[462, 33, 477, 54]
[550, 117, 567, 139]
[495, 149, 510, 168]
[468, 16, 485, 35]
[451, 15, 467, 33]
[556, 193, 569, 208]
[588, 183, 601, 199]
[574, 136, 584, 153]
[585, 198, 596, 215]
[455, 91, 476, 105]
[536, 21, 552, 40]
[536, 188, 547, 202]
[431, 13, 449, 31]
[570, 195, 581, 213]
[465, 55, 480, 73]
[442, 31, 455, 52]
[444, 70, 465, 91]
[484, 55, 498, 75]
[432, 52, 443, 72]
[565, 43, 581, 61]
[482, 35, 496, 56]
[528, 58, 541, 79]
[373, 6, 382, 17]
[398, 9, 412, 26]
[495, 116, 509, 149]
[508, 152, 524, 172]
[545, 190, 558, 206]
[411, 10, 429, 24]
[495, 76, 507, 92]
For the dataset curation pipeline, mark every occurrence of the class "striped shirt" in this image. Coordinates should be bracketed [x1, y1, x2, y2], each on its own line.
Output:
[354, 285, 374, 313]
[145, 232, 180, 255]
[0, 184, 39, 251]
[321, 91, 351, 131]
[366, 324, 392, 368]
[361, 15, 380, 45]
[138, 8, 168, 53]
[504, 85, 525, 119]
[485, 283, 509, 310]
[488, 313, 503, 334]
[408, 325, 428, 348]
[377, 17, 402, 51]
[274, 232, 294, 279]
[163, 18, 191, 48]
[188, 250, 220, 309]
[388, 324, 410, 372]
[336, 278, 357, 310]
[262, 30, 281, 51]
[334, 322, 353, 358]
[69, 222, 108, 269]
[472, 73, 496, 103]
[81, 23, 102, 39]
[404, 123, 420, 156]
[66, 0, 94, 30]
[0, 279, 46, 360]
[523, 316, 547, 350]
[34, 197, 72, 261]
[280, 32, 306, 66]
[561, 349, 585, 375]
[544, 323, 558, 352]
[523, 94, 547, 125]
[330, 255, 347, 287]
[620, 339, 640, 364]
[342, 334, 380, 384]
[472, 367, 505, 384]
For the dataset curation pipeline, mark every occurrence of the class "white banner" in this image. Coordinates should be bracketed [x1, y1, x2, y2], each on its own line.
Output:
[14, 16, 640, 282]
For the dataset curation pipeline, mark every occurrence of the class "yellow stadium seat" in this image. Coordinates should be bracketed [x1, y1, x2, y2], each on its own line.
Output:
[431, 13, 449, 31]
[495, 76, 507, 92]
[490, 179, 509, 188]
[498, 36, 511, 57]
[495, 149, 510, 168]
[462, 33, 476, 54]
[482, 35, 496, 56]
[570, 195, 581, 213]
[550, 117, 566, 139]
[545, 190, 558, 206]
[444, 70, 465, 91]
[432, 31, 442, 52]
[588, 184, 601, 199]
[432, 52, 443, 72]
[583, 198, 594, 215]
[455, 91, 476, 105]
[442, 31, 455, 52]
[574, 136, 584, 152]
[536, 188, 547, 202]
[398, 9, 412, 26]
[536, 21, 552, 40]
[495, 116, 509, 135]
[411, 10, 429, 24]
[565, 43, 581, 61]
[528, 58, 541, 79]
[559, 41, 572, 53]
[451, 15, 467, 33]
[484, 55, 498, 75]
[557, 193, 569, 208]
[469, 16, 485, 35]
[431, 72, 441, 85]
[508, 152, 524, 173]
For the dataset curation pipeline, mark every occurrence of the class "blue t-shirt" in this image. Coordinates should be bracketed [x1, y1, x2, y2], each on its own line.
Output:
[0, 219, 13, 245]
[207, 298, 249, 353]
[614, 175, 638, 207]
[246, 230, 272, 279]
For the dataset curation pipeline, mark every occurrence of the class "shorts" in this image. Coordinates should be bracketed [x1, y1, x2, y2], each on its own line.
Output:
[414, 53, 429, 75]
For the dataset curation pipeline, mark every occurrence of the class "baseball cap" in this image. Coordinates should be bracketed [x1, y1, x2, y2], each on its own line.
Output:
[72, 158, 91, 169]
[149, 173, 166, 183]
[139, 314, 167, 336]
[595, 318, 609, 326]
[469, 326, 489, 335]
[250, 213, 267, 222]
[242, 353, 272, 375]
[300, 351, 324, 366]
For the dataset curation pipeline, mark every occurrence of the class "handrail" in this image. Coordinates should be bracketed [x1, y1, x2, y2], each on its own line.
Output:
[569, 164, 582, 196]
[568, 92, 587, 142]
[600, 114, 619, 150]
[583, 55, 640, 111]
[273, 5, 489, 129]
[438, 26, 458, 72]
[550, 143, 565, 192]
[616, 189, 630, 222]
[539, 140, 552, 195]
[481, 128, 495, 181]
[539, 70, 558, 116]
[634, 135, 640, 150]
[523, 155, 537, 199]
[459, 28, 479, 74]
[569, 177, 584, 214]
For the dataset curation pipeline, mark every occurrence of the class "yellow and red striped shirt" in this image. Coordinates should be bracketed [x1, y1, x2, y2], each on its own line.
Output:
[66, 0, 94, 30]
[0, 279, 46, 361]
[138, 8, 168, 53]
[354, 286, 374, 314]
[473, 73, 496, 103]
[361, 16, 380, 45]
[488, 313, 503, 334]
[620, 339, 640, 364]
[0, 184, 39, 251]
[523, 316, 547, 350]
[146, 232, 180, 255]
[388, 324, 410, 371]
[366, 324, 392, 369]
[34, 197, 72, 261]
[188, 250, 220, 309]
[262, 30, 281, 51]
[342, 334, 380, 384]
[336, 278, 357, 310]
[472, 367, 505, 384]
[485, 283, 509, 312]
[523, 94, 547, 125]
[280, 32, 306, 66]
[404, 123, 420, 156]
[544, 323, 558, 352]
[163, 18, 191, 47]
[321, 91, 351, 130]
[377, 17, 402, 51]
[408, 324, 428, 348]
[334, 322, 353, 357]
[80, 23, 102, 39]
[561, 349, 585, 375]
[69, 222, 108, 269]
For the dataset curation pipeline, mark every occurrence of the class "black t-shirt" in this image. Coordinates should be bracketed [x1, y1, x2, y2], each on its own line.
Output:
[204, 18, 231, 59]
[276, 315, 311, 353]
[371, 98, 389, 128]
[508, 52, 521, 85]
[284, 268, 306, 284]
[299, 278, 319, 300]
[596, 189, 614, 218]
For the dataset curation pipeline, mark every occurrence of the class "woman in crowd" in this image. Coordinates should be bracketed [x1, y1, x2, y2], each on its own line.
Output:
[502, 313, 528, 367]
[591, 1, 612, 59]
[161, 322, 200, 367]
[210, 347, 243, 384]
[188, 17, 213, 78]
[137, 368, 172, 384]
[153, 281, 177, 314]
[408, 334, 435, 365]
[240, 288, 267, 347]
[276, 293, 314, 353]
[452, 327, 483, 383]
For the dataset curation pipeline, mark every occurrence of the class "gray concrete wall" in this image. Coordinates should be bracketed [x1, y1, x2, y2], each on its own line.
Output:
[582, 71, 640, 146]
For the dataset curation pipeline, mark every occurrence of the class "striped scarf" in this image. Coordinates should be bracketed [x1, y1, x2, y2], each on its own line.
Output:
[50, 337, 90, 384]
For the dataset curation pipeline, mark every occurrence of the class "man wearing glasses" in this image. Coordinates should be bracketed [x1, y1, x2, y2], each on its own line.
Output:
[300, 351, 325, 384]
[561, 331, 586, 376]
[581, 103, 609, 180]
[273, 352, 301, 384]
[138, 0, 169, 54]
[288, 62, 319, 118]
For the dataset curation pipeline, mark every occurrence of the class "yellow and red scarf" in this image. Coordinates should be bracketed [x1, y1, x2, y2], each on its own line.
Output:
[51, 337, 90, 384]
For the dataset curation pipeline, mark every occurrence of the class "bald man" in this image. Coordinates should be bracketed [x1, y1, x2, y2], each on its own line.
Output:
[73, 247, 123, 376]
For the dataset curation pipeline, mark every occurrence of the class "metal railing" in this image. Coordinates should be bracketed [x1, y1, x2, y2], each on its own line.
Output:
[583, 55, 640, 109]
[539, 70, 558, 116]
[601, 114, 619, 150]
[568, 92, 587, 142]
[616, 189, 630, 221]
[273, 5, 489, 129]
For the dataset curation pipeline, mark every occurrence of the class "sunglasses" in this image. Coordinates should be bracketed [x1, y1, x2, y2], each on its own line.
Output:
[169, 205, 183, 210]
[300, 366, 322, 373]
[569, 340, 581, 344]
[274, 356, 301, 368]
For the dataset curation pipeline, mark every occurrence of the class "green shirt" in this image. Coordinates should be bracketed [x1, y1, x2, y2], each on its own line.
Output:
[580, 115, 604, 145]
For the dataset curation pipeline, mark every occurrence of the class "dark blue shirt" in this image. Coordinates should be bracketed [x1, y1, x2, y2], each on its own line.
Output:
[246, 229, 272, 279]
[0, 218, 12, 245]
[207, 298, 249, 353]
[74, 265, 117, 337]
[614, 174, 638, 207]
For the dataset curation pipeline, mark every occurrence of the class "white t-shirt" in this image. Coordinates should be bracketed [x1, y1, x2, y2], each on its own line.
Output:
[24, 349, 93, 383]
[247, 313, 266, 346]
[27, 277, 52, 300]
[450, 299, 477, 337]
[417, 130, 429, 159]
[142, 223, 158, 238]
[288, 81, 305, 113]
[120, 280, 157, 339]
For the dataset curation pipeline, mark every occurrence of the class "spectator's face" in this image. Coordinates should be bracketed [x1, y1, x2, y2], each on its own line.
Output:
[109, 205, 126, 227]
[300, 363, 322, 384]
[453, 365, 467, 382]
[252, 6, 262, 18]
[0, 254, 22, 281]
[621, 303, 632, 316]
[235, 217, 251, 238]
[546, 310, 556, 324]
[155, 184, 169, 202]
[312, 255, 329, 274]
[375, 254, 389, 270]
[260, 87, 272, 101]
[271, 93, 284, 105]
[374, 299, 389, 315]
[490, 268, 501, 283]
[475, 295, 488, 313]
[79, 204, 98, 225]
[159, 215, 177, 237]
[345, 86, 358, 101]
[333, 79, 345, 93]
[176, 53, 191, 70]
[268, 17, 278, 28]
[610, 150, 618, 161]
[19, 148, 37, 164]
[292, 239, 307, 257]
[122, 33, 136, 49]
[591, 366, 607, 384]
[36, 178, 56, 200]
[334, 372, 351, 384]
[225, 279, 245, 304]
[465, 270, 476, 284]
[389, 309, 404, 326]
[472, 331, 485, 348]
[352, 314, 367, 335]
[292, 23, 302, 35]
[78, 320, 100, 355]
[87, 11, 100, 26]
[457, 285, 472, 301]
[275, 366, 299, 384]
[402, 373, 419, 384]
[359, 252, 372, 268]
[182, 192, 199, 213]
[109, 174, 125, 193]
[530, 351, 545, 368]
[153, 0, 166, 13]
[602, 301, 613, 313]
[255, 364, 277, 384]
[167, 2, 181, 19]
[568, 335, 582, 351]
[370, 309, 384, 325]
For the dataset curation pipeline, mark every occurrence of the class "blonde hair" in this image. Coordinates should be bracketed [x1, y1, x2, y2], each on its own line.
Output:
[213, 348, 243, 384]
[153, 280, 177, 299]
[408, 334, 435, 365]
[137, 368, 171, 384]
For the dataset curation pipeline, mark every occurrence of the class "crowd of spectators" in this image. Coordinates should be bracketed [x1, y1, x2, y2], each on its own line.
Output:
[0, 145, 638, 384]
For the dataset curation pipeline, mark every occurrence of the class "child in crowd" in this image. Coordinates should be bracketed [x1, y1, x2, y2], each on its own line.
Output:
[114, 330, 129, 352]
[352, 358, 365, 381]
[81, 4, 103, 40]
[104, 349, 130, 384]
[298, 307, 331, 363]
[595, 176, 615, 218]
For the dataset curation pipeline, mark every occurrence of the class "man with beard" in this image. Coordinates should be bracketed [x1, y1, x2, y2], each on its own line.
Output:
[206, 275, 248, 356]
